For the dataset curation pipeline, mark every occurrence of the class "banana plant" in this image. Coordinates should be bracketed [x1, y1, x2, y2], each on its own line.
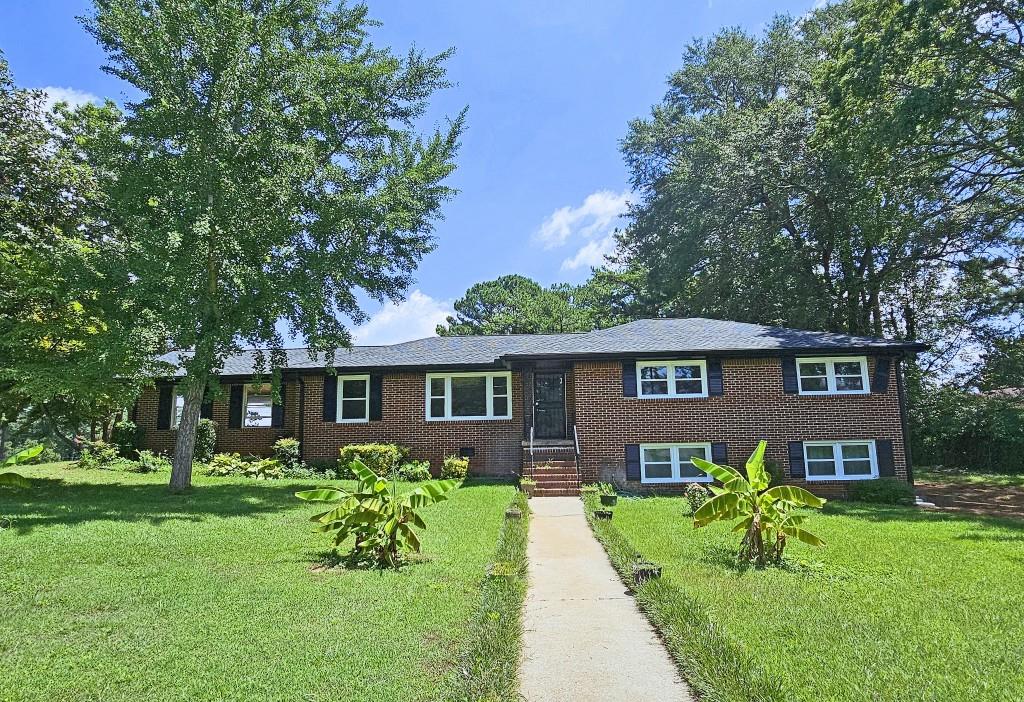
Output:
[691, 440, 826, 567]
[0, 445, 42, 488]
[296, 459, 456, 568]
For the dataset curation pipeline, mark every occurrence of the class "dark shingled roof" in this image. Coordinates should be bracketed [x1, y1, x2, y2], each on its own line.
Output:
[156, 318, 925, 376]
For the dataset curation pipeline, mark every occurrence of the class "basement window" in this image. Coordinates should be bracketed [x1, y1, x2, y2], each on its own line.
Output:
[426, 372, 512, 421]
[640, 443, 712, 484]
[803, 440, 878, 481]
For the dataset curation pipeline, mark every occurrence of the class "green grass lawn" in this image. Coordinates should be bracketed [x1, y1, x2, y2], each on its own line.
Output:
[0, 464, 518, 702]
[916, 465, 1024, 488]
[592, 496, 1024, 702]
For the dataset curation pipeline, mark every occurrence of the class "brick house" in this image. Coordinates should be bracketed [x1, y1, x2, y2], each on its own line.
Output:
[134, 318, 925, 497]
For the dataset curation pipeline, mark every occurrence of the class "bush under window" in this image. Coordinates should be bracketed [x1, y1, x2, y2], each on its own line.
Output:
[442, 454, 469, 480]
[847, 478, 916, 506]
[338, 443, 409, 479]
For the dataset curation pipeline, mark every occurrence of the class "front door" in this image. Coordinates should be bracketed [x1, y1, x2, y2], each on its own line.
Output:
[533, 372, 567, 439]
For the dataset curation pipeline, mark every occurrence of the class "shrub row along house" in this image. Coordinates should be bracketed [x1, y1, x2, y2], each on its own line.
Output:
[134, 318, 925, 497]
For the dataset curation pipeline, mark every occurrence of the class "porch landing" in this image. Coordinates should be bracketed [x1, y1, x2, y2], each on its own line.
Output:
[519, 497, 692, 701]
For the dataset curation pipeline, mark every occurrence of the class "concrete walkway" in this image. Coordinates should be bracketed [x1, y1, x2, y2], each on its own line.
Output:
[519, 497, 693, 702]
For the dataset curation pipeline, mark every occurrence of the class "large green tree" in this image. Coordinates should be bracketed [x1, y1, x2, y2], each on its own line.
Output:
[0, 54, 158, 457]
[614, 11, 1014, 365]
[436, 274, 625, 336]
[82, 0, 463, 489]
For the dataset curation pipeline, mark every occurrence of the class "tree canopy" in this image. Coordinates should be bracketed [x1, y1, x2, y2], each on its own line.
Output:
[80, 0, 464, 488]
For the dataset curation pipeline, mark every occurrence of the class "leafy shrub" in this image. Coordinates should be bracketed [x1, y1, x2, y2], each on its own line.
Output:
[848, 478, 916, 506]
[133, 450, 171, 473]
[195, 419, 217, 463]
[442, 454, 469, 480]
[281, 464, 325, 480]
[692, 441, 826, 567]
[206, 453, 248, 476]
[397, 460, 432, 481]
[912, 384, 1024, 473]
[338, 443, 408, 479]
[596, 482, 616, 496]
[110, 420, 143, 458]
[296, 459, 457, 567]
[77, 440, 121, 470]
[206, 453, 281, 479]
[305, 459, 338, 475]
[683, 483, 710, 513]
[580, 483, 599, 494]
[273, 437, 302, 472]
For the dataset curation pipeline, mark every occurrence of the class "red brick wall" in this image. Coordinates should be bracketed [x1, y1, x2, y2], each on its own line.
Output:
[300, 372, 523, 476]
[135, 384, 296, 457]
[139, 373, 525, 477]
[572, 357, 907, 498]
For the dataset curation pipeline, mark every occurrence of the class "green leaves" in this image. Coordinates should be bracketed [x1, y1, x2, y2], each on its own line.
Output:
[0, 444, 43, 489]
[295, 459, 457, 568]
[691, 441, 826, 566]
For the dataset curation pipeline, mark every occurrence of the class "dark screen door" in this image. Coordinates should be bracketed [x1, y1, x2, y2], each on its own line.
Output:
[534, 372, 566, 439]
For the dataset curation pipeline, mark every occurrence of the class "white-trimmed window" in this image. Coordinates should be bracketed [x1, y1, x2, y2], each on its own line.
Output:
[172, 389, 185, 429]
[426, 371, 511, 421]
[243, 383, 273, 427]
[640, 443, 712, 484]
[803, 440, 878, 481]
[797, 357, 869, 395]
[336, 374, 370, 423]
[637, 360, 708, 398]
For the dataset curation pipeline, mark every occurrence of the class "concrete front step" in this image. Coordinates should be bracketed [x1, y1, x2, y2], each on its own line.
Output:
[525, 468, 578, 476]
[533, 488, 580, 497]
[532, 481, 580, 491]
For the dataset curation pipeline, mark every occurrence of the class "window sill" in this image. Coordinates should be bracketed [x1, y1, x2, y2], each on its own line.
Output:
[796, 390, 870, 397]
[635, 394, 709, 400]
[640, 476, 714, 484]
[426, 416, 512, 422]
[805, 474, 879, 482]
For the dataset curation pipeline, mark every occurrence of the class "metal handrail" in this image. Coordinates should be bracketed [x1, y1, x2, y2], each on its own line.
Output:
[572, 424, 580, 457]
[529, 425, 534, 473]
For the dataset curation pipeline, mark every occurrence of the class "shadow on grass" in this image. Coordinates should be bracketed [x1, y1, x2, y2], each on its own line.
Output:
[825, 500, 1024, 531]
[0, 477, 308, 535]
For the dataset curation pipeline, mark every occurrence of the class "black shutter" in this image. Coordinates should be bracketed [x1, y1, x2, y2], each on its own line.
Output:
[272, 384, 286, 428]
[781, 357, 798, 394]
[323, 374, 337, 422]
[622, 361, 637, 397]
[788, 441, 805, 478]
[369, 374, 383, 421]
[228, 385, 243, 428]
[876, 439, 896, 477]
[711, 442, 727, 465]
[625, 444, 641, 481]
[872, 357, 891, 393]
[200, 399, 213, 419]
[708, 358, 724, 396]
[157, 385, 173, 430]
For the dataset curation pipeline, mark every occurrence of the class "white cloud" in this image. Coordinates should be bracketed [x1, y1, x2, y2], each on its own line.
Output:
[560, 234, 617, 271]
[352, 290, 454, 345]
[534, 189, 630, 249]
[39, 86, 101, 112]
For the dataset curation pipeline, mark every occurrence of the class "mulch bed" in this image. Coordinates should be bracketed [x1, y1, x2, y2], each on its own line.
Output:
[915, 481, 1024, 520]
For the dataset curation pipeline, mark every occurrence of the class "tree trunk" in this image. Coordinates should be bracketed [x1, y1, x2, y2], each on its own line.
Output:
[0, 420, 7, 461]
[169, 380, 207, 491]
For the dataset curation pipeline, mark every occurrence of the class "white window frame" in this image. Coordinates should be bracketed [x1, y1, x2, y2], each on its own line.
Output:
[242, 383, 274, 428]
[171, 387, 185, 429]
[803, 440, 879, 481]
[796, 356, 869, 396]
[425, 371, 512, 421]
[636, 360, 708, 399]
[640, 443, 713, 484]
[336, 374, 370, 423]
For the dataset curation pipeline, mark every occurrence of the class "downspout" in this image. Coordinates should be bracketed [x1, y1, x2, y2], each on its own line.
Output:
[297, 376, 306, 462]
[895, 357, 914, 485]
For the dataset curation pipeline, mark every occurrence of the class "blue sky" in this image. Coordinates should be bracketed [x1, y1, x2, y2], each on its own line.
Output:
[2, 0, 816, 344]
